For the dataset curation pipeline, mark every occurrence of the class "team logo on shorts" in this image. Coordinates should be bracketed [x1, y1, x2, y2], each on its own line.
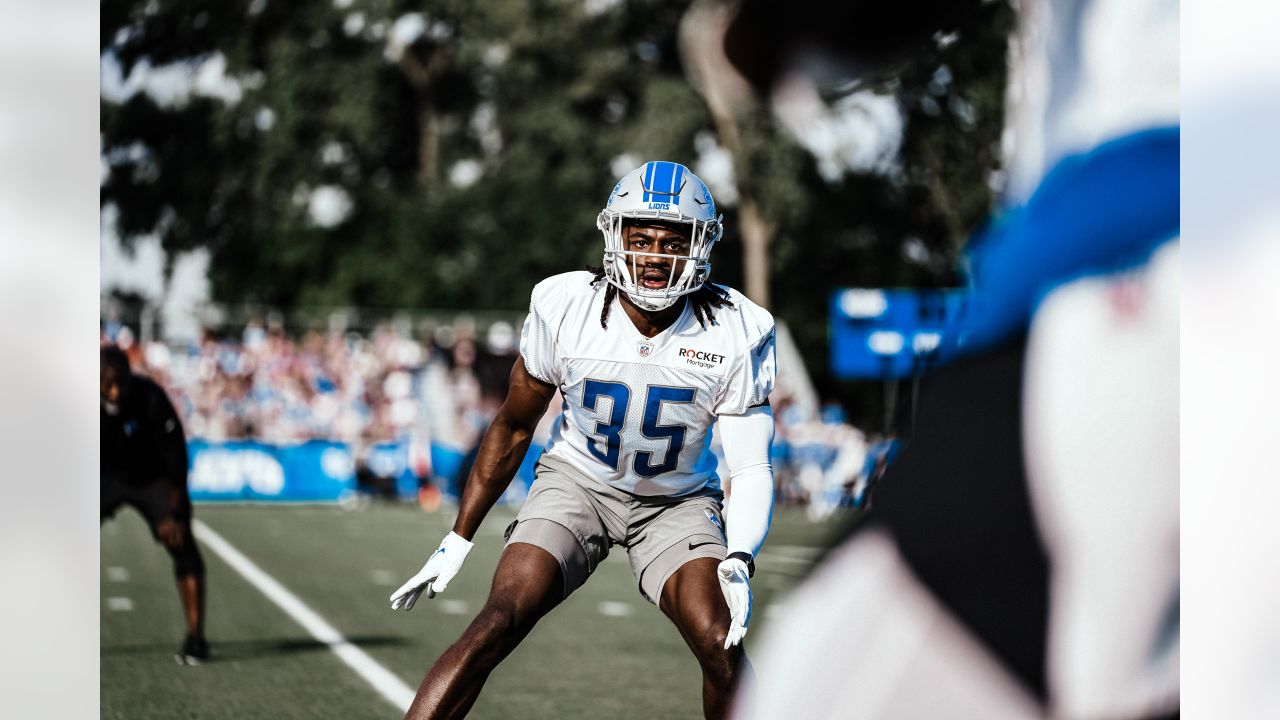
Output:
[704, 508, 722, 530]
[637, 341, 654, 358]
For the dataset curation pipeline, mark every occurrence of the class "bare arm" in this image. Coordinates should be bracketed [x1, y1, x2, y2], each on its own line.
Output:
[451, 356, 557, 540]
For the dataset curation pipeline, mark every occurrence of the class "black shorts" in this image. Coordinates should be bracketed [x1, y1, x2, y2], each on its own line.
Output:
[101, 475, 189, 531]
[102, 474, 203, 576]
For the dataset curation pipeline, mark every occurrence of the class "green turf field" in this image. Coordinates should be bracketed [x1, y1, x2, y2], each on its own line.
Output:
[102, 502, 850, 719]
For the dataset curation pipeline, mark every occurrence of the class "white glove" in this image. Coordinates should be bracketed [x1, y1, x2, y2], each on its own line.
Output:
[390, 532, 474, 611]
[717, 556, 753, 649]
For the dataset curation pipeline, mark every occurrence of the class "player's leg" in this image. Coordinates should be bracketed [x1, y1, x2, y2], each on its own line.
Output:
[173, 575, 208, 663]
[659, 557, 747, 720]
[631, 494, 744, 720]
[131, 482, 209, 663]
[171, 519, 207, 656]
[405, 537, 568, 720]
[407, 467, 611, 720]
[162, 515, 207, 658]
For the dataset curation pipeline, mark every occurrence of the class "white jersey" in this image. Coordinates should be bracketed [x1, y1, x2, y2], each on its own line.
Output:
[519, 271, 776, 497]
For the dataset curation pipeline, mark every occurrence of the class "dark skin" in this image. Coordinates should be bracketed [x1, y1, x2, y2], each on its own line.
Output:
[616, 221, 693, 336]
[405, 225, 745, 719]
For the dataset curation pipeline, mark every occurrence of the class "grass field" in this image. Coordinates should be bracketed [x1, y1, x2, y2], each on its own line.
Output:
[101, 502, 850, 719]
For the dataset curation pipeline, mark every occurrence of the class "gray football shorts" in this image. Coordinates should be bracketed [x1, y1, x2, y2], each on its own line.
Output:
[504, 454, 727, 605]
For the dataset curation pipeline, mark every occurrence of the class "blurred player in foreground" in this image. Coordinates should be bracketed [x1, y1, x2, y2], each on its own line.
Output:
[101, 344, 209, 665]
[683, 0, 1179, 718]
[390, 162, 777, 720]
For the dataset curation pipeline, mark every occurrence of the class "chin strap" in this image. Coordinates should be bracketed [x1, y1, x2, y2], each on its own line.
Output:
[626, 292, 681, 312]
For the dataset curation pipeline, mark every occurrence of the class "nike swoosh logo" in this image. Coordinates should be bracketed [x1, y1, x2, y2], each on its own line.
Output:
[692, 197, 707, 205]
[689, 540, 720, 550]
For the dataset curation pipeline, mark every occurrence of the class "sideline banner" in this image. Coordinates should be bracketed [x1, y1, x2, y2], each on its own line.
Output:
[188, 439, 357, 502]
[187, 439, 540, 504]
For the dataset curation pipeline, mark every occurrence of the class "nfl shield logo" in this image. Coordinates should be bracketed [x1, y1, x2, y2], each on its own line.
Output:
[637, 341, 654, 358]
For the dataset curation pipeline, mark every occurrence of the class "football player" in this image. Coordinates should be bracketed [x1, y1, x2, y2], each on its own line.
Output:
[101, 344, 210, 665]
[708, 1, 1179, 719]
[390, 162, 777, 720]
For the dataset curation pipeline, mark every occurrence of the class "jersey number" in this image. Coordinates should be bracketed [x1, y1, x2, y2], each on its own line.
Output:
[581, 381, 695, 477]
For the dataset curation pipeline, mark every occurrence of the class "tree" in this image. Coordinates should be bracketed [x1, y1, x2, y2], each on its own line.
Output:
[101, 0, 1015, 424]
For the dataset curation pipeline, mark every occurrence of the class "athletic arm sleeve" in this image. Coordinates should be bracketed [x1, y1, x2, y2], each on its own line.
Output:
[719, 405, 776, 558]
[518, 282, 562, 386]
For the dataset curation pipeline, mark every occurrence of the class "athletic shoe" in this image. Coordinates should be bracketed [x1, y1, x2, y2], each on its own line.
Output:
[174, 634, 210, 666]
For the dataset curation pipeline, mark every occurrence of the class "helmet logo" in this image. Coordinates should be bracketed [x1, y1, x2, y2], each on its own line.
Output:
[607, 181, 625, 207]
[641, 161, 685, 206]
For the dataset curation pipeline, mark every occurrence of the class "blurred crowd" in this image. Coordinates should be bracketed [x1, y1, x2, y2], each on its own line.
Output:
[100, 318, 521, 454]
[771, 398, 898, 517]
[101, 318, 886, 510]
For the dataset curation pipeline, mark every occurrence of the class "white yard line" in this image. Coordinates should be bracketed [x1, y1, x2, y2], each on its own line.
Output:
[597, 601, 634, 618]
[192, 519, 417, 713]
[437, 599, 470, 615]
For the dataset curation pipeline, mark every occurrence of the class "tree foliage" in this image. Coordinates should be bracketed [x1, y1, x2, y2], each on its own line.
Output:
[101, 0, 1014, 425]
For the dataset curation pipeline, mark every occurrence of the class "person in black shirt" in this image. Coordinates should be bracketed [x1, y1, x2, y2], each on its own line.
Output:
[101, 345, 209, 665]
